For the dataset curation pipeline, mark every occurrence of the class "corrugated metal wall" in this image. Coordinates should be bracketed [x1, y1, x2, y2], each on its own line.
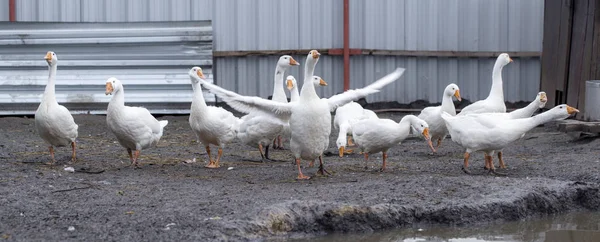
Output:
[0, 21, 214, 115]
[351, 0, 543, 52]
[0, 1, 7, 21]
[14, 0, 212, 22]
[1, 0, 544, 105]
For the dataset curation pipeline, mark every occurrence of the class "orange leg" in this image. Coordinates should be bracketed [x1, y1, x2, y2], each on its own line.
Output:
[127, 148, 134, 164]
[347, 136, 355, 146]
[205, 146, 218, 168]
[380, 151, 388, 172]
[317, 155, 331, 175]
[296, 158, 310, 180]
[483, 154, 491, 170]
[498, 152, 506, 169]
[71, 141, 77, 162]
[215, 148, 223, 167]
[462, 152, 471, 174]
[308, 160, 314, 167]
[258, 144, 266, 162]
[277, 136, 284, 149]
[132, 150, 141, 168]
[436, 138, 442, 148]
[363, 152, 369, 169]
[47, 146, 56, 165]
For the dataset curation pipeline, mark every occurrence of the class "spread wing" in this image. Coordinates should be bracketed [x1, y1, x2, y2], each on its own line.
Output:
[199, 80, 293, 118]
[326, 68, 405, 111]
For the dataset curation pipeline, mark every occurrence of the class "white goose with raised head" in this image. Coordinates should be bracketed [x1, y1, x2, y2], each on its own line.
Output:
[458, 53, 512, 115]
[34, 51, 79, 164]
[105, 77, 168, 168]
[415, 83, 461, 150]
[188, 67, 241, 168]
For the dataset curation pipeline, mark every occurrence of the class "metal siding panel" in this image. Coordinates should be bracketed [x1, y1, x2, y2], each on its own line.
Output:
[190, 0, 213, 21]
[0, 1, 8, 21]
[404, 0, 418, 51]
[387, 0, 405, 50]
[458, 0, 479, 51]
[437, 0, 458, 51]
[349, 0, 364, 48]
[0, 21, 213, 115]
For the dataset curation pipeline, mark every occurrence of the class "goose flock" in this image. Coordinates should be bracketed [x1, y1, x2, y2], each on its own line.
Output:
[34, 50, 578, 180]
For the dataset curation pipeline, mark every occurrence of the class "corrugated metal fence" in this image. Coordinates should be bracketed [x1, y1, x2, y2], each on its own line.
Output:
[0, 0, 545, 110]
[0, 21, 214, 115]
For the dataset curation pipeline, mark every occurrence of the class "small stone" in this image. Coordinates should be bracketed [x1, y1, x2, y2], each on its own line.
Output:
[64, 167, 75, 173]
[227, 167, 234, 171]
[67, 226, 75, 231]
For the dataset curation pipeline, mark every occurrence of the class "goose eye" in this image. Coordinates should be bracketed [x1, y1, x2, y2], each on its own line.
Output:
[421, 124, 424, 127]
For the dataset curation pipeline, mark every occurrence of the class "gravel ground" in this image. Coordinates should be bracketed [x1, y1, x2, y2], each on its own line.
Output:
[0, 111, 599, 241]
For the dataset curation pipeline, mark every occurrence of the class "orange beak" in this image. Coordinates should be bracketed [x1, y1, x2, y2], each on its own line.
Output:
[319, 78, 327, 86]
[312, 50, 321, 59]
[196, 69, 206, 79]
[286, 79, 294, 90]
[454, 90, 461, 102]
[566, 106, 579, 115]
[44, 52, 52, 61]
[105, 82, 114, 95]
[289, 57, 299, 66]
[338, 147, 344, 157]
[540, 93, 547, 102]
[509, 58, 513, 63]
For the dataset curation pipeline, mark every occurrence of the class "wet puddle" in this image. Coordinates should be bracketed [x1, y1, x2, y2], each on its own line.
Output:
[293, 210, 600, 242]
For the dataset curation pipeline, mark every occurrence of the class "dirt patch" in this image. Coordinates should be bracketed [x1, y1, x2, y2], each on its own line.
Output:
[0, 112, 599, 241]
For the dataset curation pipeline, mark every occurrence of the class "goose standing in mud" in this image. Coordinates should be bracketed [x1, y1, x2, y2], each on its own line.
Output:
[237, 56, 299, 161]
[105, 77, 169, 168]
[188, 67, 241, 168]
[197, 50, 406, 179]
[442, 104, 578, 175]
[352, 115, 434, 171]
[35, 51, 79, 164]
[415, 83, 461, 151]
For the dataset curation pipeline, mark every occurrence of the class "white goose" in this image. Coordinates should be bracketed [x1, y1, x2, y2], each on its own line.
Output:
[474, 91, 548, 170]
[352, 115, 434, 171]
[458, 53, 512, 115]
[441, 104, 578, 175]
[105, 77, 168, 168]
[237, 56, 299, 161]
[271, 55, 300, 149]
[335, 102, 379, 156]
[188, 67, 241, 168]
[197, 50, 405, 179]
[34, 51, 78, 164]
[415, 83, 461, 150]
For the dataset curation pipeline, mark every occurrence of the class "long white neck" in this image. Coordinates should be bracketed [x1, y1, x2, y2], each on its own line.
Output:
[290, 85, 300, 102]
[300, 58, 317, 99]
[108, 85, 125, 110]
[514, 110, 565, 133]
[43, 63, 58, 103]
[337, 121, 351, 147]
[396, 115, 417, 141]
[488, 60, 505, 101]
[509, 99, 542, 119]
[191, 79, 208, 110]
[440, 94, 456, 116]
[272, 65, 288, 102]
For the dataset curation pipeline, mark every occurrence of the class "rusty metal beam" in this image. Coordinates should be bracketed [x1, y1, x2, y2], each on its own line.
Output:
[9, 0, 16, 22]
[343, 0, 350, 91]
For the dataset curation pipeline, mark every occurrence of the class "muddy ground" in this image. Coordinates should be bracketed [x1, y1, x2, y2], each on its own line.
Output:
[0, 111, 599, 241]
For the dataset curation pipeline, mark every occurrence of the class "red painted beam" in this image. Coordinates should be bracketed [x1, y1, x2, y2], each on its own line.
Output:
[9, 0, 16, 22]
[343, 0, 350, 91]
[328, 48, 362, 55]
